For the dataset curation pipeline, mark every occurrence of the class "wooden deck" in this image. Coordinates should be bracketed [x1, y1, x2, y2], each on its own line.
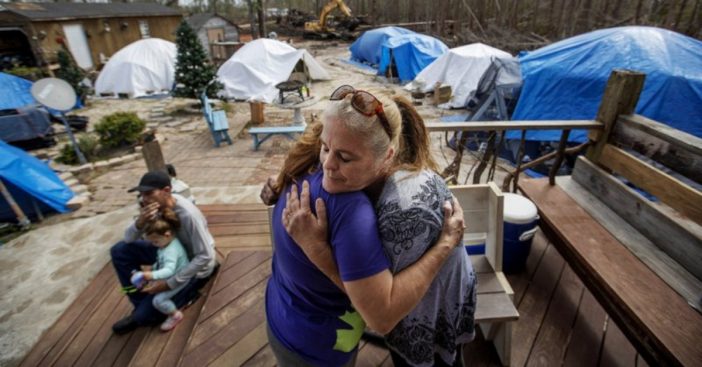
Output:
[20, 203, 648, 366]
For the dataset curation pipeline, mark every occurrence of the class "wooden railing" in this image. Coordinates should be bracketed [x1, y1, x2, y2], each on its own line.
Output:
[424, 70, 658, 192]
[426, 119, 602, 190]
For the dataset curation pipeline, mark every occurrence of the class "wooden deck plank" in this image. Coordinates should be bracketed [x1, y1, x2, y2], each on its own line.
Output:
[188, 278, 268, 353]
[211, 251, 271, 295]
[112, 328, 150, 367]
[210, 322, 268, 367]
[511, 244, 565, 367]
[123, 281, 212, 367]
[206, 211, 270, 224]
[214, 234, 271, 249]
[209, 223, 271, 237]
[73, 295, 132, 366]
[200, 259, 271, 321]
[563, 289, 607, 367]
[199, 203, 270, 212]
[179, 298, 266, 366]
[520, 178, 702, 366]
[600, 319, 637, 367]
[241, 344, 277, 367]
[18, 263, 115, 367]
[219, 250, 256, 272]
[52, 279, 125, 367]
[462, 329, 503, 367]
[526, 265, 584, 367]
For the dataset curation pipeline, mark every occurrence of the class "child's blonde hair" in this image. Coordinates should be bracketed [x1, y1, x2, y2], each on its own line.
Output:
[144, 208, 180, 236]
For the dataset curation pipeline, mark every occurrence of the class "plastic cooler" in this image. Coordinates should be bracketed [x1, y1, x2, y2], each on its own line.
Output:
[464, 193, 538, 274]
[502, 193, 538, 273]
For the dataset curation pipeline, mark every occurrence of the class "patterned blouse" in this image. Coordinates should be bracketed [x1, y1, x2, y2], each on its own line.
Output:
[377, 170, 477, 366]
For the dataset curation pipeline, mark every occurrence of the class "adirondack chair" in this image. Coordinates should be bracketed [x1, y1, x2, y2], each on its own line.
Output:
[200, 91, 233, 147]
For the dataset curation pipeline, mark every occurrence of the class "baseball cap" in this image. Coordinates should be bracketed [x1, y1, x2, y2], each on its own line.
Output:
[127, 171, 171, 193]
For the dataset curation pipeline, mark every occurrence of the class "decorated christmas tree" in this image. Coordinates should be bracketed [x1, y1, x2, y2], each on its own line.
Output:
[173, 21, 221, 98]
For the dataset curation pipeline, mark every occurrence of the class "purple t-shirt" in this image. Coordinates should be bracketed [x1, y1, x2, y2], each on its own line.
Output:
[266, 169, 389, 366]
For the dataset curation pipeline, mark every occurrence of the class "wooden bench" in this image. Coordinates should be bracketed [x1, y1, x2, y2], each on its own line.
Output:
[519, 71, 702, 366]
[451, 183, 519, 366]
[249, 125, 306, 150]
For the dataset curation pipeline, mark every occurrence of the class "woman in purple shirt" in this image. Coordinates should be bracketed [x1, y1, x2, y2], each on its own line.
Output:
[265, 85, 472, 366]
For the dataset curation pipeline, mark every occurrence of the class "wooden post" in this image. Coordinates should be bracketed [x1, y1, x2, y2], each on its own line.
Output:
[0, 180, 30, 228]
[250, 102, 265, 125]
[141, 140, 166, 173]
[549, 129, 571, 185]
[586, 69, 646, 163]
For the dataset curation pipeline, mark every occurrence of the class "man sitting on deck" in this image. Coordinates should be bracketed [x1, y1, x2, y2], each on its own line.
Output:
[110, 171, 218, 334]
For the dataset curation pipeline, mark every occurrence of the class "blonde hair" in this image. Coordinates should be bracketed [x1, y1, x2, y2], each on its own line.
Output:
[272, 86, 439, 193]
[322, 92, 402, 158]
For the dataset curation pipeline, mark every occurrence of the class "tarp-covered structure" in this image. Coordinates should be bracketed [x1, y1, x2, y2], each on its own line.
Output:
[217, 38, 331, 103]
[0, 72, 36, 110]
[349, 27, 447, 82]
[510, 26, 702, 142]
[0, 140, 73, 221]
[95, 38, 176, 98]
[349, 26, 415, 66]
[376, 33, 448, 82]
[412, 43, 520, 108]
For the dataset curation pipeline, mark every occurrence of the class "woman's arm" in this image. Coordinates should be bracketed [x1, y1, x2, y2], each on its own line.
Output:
[283, 181, 465, 334]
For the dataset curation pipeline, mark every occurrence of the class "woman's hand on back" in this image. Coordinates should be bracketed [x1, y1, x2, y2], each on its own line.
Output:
[437, 196, 465, 250]
[283, 181, 331, 262]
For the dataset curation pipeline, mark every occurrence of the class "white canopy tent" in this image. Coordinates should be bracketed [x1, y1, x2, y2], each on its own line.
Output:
[216, 39, 331, 103]
[95, 38, 176, 98]
[410, 43, 521, 108]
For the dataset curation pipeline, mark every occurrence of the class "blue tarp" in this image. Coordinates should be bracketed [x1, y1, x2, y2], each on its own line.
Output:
[377, 33, 448, 82]
[0, 140, 73, 221]
[0, 72, 36, 110]
[509, 26, 702, 142]
[349, 26, 416, 66]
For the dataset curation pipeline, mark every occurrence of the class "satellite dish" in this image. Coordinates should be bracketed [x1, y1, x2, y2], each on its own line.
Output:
[31, 78, 77, 112]
[31, 77, 86, 164]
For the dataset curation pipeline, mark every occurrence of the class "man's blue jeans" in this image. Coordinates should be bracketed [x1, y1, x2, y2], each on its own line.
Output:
[110, 240, 210, 326]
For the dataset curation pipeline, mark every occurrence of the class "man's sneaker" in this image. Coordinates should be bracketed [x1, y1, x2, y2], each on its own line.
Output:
[112, 314, 138, 335]
[160, 310, 184, 332]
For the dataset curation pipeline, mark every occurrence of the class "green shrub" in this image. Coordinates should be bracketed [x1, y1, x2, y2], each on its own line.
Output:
[55, 134, 101, 165]
[94, 112, 146, 148]
[6, 66, 45, 81]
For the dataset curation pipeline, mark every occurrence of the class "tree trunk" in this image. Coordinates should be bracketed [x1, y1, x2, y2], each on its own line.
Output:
[258, 0, 267, 37]
[634, 0, 644, 23]
[246, 0, 259, 39]
[578, 0, 592, 33]
[674, 0, 689, 30]
[685, 0, 701, 35]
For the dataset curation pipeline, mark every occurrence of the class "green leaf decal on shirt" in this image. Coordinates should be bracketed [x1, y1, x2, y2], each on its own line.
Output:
[333, 310, 366, 352]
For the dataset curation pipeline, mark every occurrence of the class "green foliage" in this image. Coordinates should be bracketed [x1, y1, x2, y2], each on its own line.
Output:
[5, 66, 45, 81]
[56, 50, 88, 102]
[55, 134, 101, 165]
[94, 112, 146, 148]
[173, 21, 222, 99]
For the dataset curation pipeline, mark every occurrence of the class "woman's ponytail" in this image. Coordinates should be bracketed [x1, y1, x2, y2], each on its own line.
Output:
[392, 95, 439, 173]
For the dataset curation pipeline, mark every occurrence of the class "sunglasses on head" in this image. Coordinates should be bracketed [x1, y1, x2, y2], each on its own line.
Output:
[329, 85, 393, 139]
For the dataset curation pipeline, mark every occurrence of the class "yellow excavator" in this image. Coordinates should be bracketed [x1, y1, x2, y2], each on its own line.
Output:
[303, 0, 360, 38]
